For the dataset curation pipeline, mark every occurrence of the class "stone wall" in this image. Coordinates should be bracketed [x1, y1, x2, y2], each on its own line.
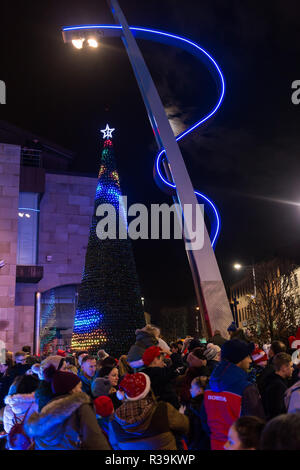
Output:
[0, 144, 21, 351]
[14, 172, 98, 352]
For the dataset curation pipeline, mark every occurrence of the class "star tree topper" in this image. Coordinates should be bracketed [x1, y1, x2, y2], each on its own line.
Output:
[101, 124, 115, 139]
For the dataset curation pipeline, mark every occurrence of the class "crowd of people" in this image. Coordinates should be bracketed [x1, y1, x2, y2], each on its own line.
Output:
[0, 322, 300, 451]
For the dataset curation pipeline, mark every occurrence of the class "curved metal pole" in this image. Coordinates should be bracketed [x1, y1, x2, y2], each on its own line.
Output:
[62, 13, 232, 339]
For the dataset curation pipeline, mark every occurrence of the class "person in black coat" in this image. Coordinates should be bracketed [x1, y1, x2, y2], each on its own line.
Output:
[184, 376, 210, 450]
[170, 343, 185, 370]
[257, 340, 287, 397]
[263, 352, 293, 420]
[142, 346, 181, 409]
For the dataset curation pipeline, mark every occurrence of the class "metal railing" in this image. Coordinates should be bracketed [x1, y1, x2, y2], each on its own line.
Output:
[21, 148, 42, 167]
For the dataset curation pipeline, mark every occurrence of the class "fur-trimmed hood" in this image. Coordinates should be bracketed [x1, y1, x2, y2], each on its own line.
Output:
[25, 392, 91, 438]
[4, 392, 36, 415]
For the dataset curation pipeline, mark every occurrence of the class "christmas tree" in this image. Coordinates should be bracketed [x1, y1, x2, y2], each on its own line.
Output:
[71, 125, 144, 357]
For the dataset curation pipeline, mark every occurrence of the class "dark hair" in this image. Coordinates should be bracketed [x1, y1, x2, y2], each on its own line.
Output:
[13, 374, 39, 395]
[176, 341, 183, 346]
[273, 352, 291, 371]
[101, 356, 117, 368]
[233, 416, 265, 450]
[22, 346, 31, 354]
[170, 342, 179, 351]
[260, 413, 300, 450]
[81, 355, 96, 365]
[192, 376, 208, 389]
[98, 365, 117, 378]
[15, 351, 26, 358]
[65, 356, 76, 366]
[191, 348, 206, 361]
[76, 350, 89, 359]
[270, 341, 286, 355]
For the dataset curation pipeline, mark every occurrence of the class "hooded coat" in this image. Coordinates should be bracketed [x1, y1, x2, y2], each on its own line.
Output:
[201, 360, 265, 450]
[109, 394, 189, 450]
[3, 393, 38, 434]
[25, 391, 110, 450]
[127, 329, 158, 368]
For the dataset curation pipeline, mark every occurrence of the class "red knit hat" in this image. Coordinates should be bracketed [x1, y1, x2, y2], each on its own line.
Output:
[142, 346, 161, 366]
[51, 370, 81, 395]
[57, 349, 66, 357]
[251, 347, 268, 366]
[94, 396, 114, 417]
[119, 373, 151, 401]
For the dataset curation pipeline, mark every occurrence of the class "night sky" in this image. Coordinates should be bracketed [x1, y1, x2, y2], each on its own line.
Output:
[1, 0, 300, 319]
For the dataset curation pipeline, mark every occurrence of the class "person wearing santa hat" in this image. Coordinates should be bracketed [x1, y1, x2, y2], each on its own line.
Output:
[142, 346, 182, 409]
[108, 372, 189, 450]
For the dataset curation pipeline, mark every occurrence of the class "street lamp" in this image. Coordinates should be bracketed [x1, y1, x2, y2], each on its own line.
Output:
[233, 263, 256, 298]
[61, 0, 234, 339]
[233, 261, 259, 334]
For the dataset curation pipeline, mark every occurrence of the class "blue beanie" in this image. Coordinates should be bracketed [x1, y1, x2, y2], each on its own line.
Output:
[221, 339, 255, 364]
[227, 321, 238, 332]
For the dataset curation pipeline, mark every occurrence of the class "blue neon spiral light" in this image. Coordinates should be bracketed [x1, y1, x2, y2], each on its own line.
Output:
[62, 25, 224, 247]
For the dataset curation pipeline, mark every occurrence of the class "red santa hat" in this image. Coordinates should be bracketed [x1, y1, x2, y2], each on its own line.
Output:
[119, 373, 151, 401]
[251, 347, 268, 366]
[289, 327, 300, 350]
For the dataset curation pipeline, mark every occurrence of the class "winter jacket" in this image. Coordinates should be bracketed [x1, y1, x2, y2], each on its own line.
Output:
[263, 371, 288, 420]
[284, 379, 300, 413]
[109, 394, 189, 450]
[3, 393, 38, 434]
[127, 330, 158, 368]
[201, 359, 265, 450]
[185, 395, 210, 450]
[143, 366, 180, 409]
[25, 391, 111, 450]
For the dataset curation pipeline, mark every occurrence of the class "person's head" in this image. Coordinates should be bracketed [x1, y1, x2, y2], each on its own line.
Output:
[190, 376, 208, 398]
[268, 340, 286, 359]
[11, 374, 39, 395]
[188, 339, 201, 352]
[44, 364, 82, 395]
[14, 351, 27, 364]
[227, 322, 237, 338]
[214, 330, 221, 336]
[187, 348, 207, 369]
[170, 342, 179, 354]
[224, 416, 265, 450]
[119, 372, 151, 401]
[204, 343, 221, 362]
[260, 413, 300, 450]
[176, 340, 183, 352]
[22, 346, 31, 355]
[40, 355, 67, 380]
[221, 339, 255, 371]
[142, 346, 164, 368]
[273, 352, 293, 378]
[81, 355, 97, 378]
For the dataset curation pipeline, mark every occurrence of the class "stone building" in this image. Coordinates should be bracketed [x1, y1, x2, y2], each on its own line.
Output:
[0, 120, 98, 353]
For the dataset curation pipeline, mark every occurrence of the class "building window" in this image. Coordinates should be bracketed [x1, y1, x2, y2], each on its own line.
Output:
[17, 192, 39, 265]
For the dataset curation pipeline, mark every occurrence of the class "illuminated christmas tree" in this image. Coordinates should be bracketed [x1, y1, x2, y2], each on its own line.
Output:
[71, 125, 144, 357]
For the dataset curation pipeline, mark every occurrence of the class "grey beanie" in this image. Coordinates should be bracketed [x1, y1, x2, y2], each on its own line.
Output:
[92, 377, 111, 398]
[204, 344, 221, 361]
